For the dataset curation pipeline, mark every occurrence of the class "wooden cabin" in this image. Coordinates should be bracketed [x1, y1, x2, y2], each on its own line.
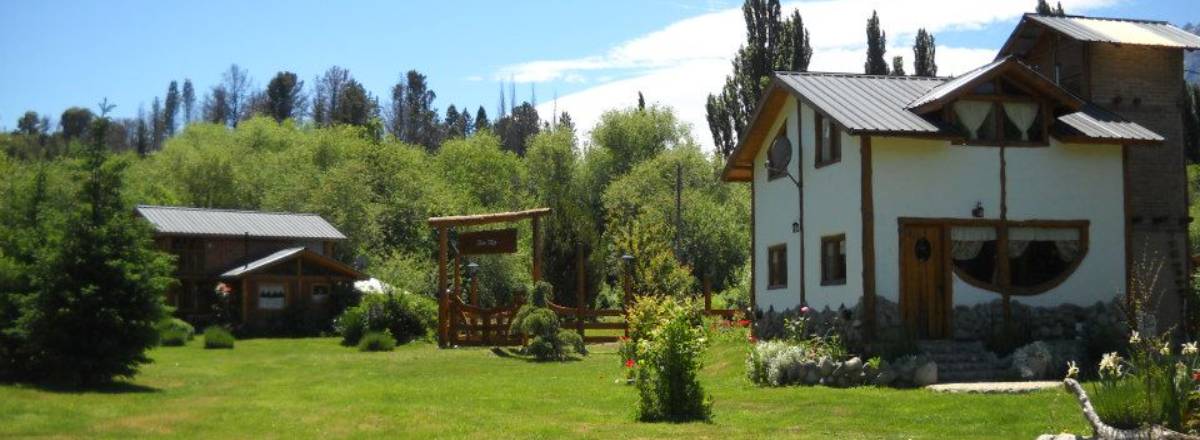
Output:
[135, 205, 365, 329]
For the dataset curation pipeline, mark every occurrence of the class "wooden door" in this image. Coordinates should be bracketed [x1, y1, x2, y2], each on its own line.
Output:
[899, 224, 950, 339]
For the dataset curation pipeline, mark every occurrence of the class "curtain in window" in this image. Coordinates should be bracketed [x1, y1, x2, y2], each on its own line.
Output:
[1002, 102, 1039, 141]
[1009, 227, 1080, 260]
[954, 101, 993, 140]
[950, 226, 996, 260]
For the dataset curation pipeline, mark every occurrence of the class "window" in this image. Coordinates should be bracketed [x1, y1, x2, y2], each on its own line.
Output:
[820, 235, 846, 285]
[815, 113, 840, 167]
[312, 284, 330, 302]
[950, 223, 1086, 295]
[258, 283, 286, 310]
[950, 79, 1047, 146]
[767, 244, 787, 289]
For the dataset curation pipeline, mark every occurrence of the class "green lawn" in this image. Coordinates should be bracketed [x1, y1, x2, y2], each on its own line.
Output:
[0, 337, 1090, 439]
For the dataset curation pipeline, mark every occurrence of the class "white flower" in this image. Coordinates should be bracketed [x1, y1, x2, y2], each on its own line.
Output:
[1182, 342, 1198, 356]
[1065, 361, 1080, 379]
[1099, 352, 1124, 379]
[1159, 344, 1170, 356]
[1129, 331, 1141, 345]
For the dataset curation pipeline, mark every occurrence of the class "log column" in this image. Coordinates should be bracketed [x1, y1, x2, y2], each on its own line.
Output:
[437, 226, 449, 347]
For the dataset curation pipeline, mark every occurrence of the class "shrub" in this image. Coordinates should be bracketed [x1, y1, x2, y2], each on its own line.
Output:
[510, 282, 586, 361]
[631, 296, 711, 422]
[1087, 332, 1200, 432]
[203, 327, 235, 349]
[156, 318, 195, 346]
[334, 291, 436, 346]
[357, 330, 397, 352]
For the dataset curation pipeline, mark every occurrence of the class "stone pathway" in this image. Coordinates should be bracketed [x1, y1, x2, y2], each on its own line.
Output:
[926, 381, 1061, 394]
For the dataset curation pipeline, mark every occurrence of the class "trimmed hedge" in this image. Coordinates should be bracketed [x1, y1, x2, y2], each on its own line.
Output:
[203, 327, 235, 349]
[334, 291, 436, 346]
[357, 330, 397, 352]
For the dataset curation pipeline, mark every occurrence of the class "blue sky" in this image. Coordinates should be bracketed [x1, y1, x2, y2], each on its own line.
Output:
[1, 0, 1195, 148]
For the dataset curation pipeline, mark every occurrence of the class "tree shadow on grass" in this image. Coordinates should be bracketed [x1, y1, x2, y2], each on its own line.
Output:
[488, 346, 585, 363]
[7, 380, 161, 395]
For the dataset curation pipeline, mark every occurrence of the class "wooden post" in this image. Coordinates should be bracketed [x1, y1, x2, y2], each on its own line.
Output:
[470, 276, 479, 310]
[437, 226, 449, 347]
[703, 275, 712, 312]
[576, 243, 586, 337]
[241, 278, 250, 326]
[531, 216, 542, 282]
[622, 267, 632, 338]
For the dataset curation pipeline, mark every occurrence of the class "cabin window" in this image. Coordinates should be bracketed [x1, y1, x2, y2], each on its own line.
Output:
[767, 244, 787, 290]
[258, 283, 286, 310]
[950, 223, 1086, 295]
[312, 284, 330, 302]
[820, 235, 846, 286]
[950, 77, 1048, 146]
[815, 113, 840, 167]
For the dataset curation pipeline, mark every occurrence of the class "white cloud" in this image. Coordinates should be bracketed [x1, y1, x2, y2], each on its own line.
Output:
[519, 0, 1118, 150]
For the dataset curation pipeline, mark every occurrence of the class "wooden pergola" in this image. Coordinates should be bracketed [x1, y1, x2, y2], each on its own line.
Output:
[427, 208, 550, 347]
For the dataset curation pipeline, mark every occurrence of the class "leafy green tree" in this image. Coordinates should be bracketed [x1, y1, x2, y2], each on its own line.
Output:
[313, 66, 351, 127]
[864, 10, 888, 75]
[913, 28, 938, 77]
[891, 56, 906, 76]
[393, 70, 440, 150]
[164, 81, 180, 136]
[332, 80, 377, 127]
[203, 86, 229, 125]
[591, 105, 688, 177]
[706, 0, 811, 157]
[13, 118, 173, 385]
[16, 111, 41, 136]
[220, 64, 251, 127]
[265, 71, 305, 123]
[444, 105, 463, 138]
[495, 102, 540, 155]
[59, 107, 94, 141]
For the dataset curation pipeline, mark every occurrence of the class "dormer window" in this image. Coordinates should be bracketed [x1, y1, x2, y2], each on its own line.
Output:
[949, 78, 1047, 146]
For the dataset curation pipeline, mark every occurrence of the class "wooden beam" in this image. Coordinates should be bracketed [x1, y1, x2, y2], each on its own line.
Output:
[576, 243, 586, 337]
[532, 216, 542, 283]
[437, 226, 449, 347]
[427, 208, 551, 227]
[860, 136, 877, 340]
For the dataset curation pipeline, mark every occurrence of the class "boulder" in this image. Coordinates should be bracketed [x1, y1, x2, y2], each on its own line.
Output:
[818, 357, 835, 376]
[914, 360, 938, 386]
[1012, 341, 1052, 380]
[843, 357, 863, 374]
[875, 369, 896, 386]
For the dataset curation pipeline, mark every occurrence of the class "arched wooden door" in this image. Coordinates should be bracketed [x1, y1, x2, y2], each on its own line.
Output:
[899, 223, 951, 339]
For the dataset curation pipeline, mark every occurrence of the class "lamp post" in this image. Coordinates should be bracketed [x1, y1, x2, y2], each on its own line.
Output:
[466, 261, 480, 306]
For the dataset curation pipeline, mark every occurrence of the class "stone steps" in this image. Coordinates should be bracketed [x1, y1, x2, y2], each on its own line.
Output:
[917, 340, 1008, 383]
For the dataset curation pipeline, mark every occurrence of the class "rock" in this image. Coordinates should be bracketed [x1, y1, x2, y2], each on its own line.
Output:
[914, 360, 938, 386]
[843, 357, 863, 374]
[805, 369, 819, 385]
[875, 369, 896, 386]
[818, 357, 835, 376]
[1012, 341, 1052, 380]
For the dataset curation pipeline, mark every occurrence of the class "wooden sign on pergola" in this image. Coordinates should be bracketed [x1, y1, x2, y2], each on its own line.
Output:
[427, 208, 550, 347]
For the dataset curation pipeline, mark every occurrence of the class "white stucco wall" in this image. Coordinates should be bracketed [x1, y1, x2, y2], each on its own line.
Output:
[753, 100, 862, 313]
[871, 137, 1125, 308]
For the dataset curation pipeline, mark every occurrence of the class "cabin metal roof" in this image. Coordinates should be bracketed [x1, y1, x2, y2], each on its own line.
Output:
[775, 71, 945, 134]
[1056, 105, 1165, 143]
[907, 59, 1007, 110]
[220, 247, 307, 278]
[135, 205, 347, 240]
[999, 14, 1200, 57]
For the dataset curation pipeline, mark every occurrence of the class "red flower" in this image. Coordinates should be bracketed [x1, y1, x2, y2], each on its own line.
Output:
[625, 359, 635, 368]
[748, 335, 757, 344]
[619, 336, 629, 342]
[1193, 370, 1200, 382]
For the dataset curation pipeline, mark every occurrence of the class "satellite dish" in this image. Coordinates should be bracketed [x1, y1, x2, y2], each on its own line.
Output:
[767, 134, 792, 173]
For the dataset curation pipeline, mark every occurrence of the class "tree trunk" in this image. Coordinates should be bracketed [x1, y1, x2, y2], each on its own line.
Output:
[1063, 378, 1199, 440]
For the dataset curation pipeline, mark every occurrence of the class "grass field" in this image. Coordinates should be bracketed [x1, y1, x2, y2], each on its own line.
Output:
[0, 336, 1090, 439]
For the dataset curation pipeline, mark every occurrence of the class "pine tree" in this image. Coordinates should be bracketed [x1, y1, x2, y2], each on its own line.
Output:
[312, 66, 350, 127]
[398, 70, 440, 150]
[890, 56, 906, 76]
[163, 81, 179, 136]
[203, 86, 229, 125]
[135, 105, 149, 156]
[265, 71, 304, 123]
[913, 28, 938, 77]
[1054, 2, 1065, 15]
[864, 10, 888, 75]
[18, 117, 173, 385]
[150, 97, 163, 150]
[475, 106, 491, 133]
[331, 79, 376, 127]
[1036, 0, 1053, 15]
[460, 109, 474, 137]
[445, 105, 463, 138]
[181, 79, 195, 125]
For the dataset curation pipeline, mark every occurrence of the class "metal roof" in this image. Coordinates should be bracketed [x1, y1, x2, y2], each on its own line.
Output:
[907, 59, 1007, 110]
[135, 205, 347, 240]
[1026, 14, 1200, 49]
[775, 72, 945, 134]
[1056, 105, 1165, 143]
[221, 247, 306, 278]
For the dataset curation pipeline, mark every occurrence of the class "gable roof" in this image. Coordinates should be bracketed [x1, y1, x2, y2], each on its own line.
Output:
[999, 14, 1200, 57]
[722, 62, 1162, 181]
[220, 246, 365, 279]
[907, 57, 1083, 113]
[135, 205, 347, 240]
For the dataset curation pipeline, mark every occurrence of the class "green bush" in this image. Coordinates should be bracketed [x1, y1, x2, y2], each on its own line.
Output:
[203, 327, 235, 349]
[357, 330, 397, 352]
[334, 291, 436, 346]
[510, 282, 586, 361]
[156, 318, 194, 346]
[1087, 332, 1200, 431]
[631, 296, 711, 422]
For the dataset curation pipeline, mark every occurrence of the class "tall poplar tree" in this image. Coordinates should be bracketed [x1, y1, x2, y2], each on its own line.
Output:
[181, 79, 195, 125]
[913, 28, 938, 77]
[864, 11, 888, 75]
[890, 56, 906, 76]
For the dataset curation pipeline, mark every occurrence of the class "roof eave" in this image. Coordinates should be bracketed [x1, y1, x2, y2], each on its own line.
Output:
[720, 79, 789, 182]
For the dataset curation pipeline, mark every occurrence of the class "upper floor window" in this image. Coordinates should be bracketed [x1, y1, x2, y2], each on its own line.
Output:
[767, 123, 790, 181]
[815, 113, 841, 167]
[950, 79, 1047, 146]
[767, 244, 787, 290]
